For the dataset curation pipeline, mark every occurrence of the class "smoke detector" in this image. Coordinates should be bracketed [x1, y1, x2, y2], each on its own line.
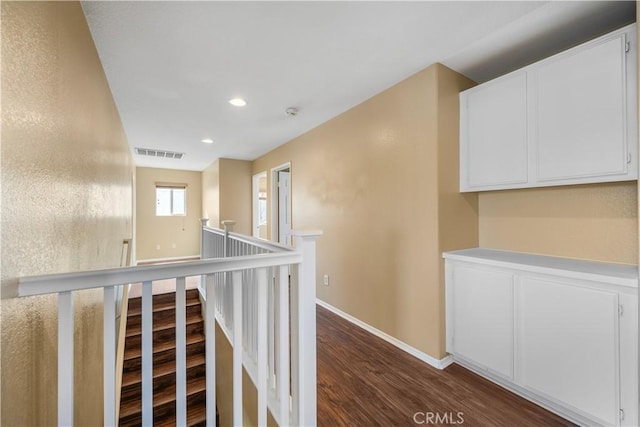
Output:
[285, 107, 299, 117]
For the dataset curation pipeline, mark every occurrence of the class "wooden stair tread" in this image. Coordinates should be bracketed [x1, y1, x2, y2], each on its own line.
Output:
[154, 403, 207, 427]
[125, 311, 204, 337]
[127, 296, 201, 317]
[120, 289, 209, 426]
[119, 376, 206, 419]
[124, 331, 205, 360]
[122, 353, 206, 387]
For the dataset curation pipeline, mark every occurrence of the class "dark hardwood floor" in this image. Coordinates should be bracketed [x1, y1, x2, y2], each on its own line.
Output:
[317, 305, 574, 427]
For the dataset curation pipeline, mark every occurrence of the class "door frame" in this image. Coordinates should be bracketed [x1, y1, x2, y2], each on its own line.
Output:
[270, 162, 292, 243]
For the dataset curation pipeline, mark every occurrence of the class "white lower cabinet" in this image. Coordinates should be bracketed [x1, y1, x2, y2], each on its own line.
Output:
[444, 249, 638, 427]
[516, 278, 619, 426]
[449, 265, 514, 379]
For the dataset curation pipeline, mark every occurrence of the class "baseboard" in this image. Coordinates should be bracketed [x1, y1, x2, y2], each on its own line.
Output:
[316, 299, 453, 370]
[136, 255, 201, 265]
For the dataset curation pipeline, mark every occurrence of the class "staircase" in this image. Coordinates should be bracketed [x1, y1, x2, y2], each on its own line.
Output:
[119, 289, 208, 426]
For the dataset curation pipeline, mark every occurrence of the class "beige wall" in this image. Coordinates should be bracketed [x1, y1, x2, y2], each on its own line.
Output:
[220, 159, 252, 235]
[202, 159, 221, 228]
[214, 322, 277, 427]
[253, 63, 476, 359]
[1, 2, 134, 425]
[479, 183, 637, 264]
[202, 158, 252, 235]
[136, 167, 202, 261]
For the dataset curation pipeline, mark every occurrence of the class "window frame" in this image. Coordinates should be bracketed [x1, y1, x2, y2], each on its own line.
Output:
[155, 184, 187, 217]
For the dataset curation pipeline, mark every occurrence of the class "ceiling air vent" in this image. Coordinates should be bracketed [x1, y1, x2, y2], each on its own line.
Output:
[135, 147, 184, 160]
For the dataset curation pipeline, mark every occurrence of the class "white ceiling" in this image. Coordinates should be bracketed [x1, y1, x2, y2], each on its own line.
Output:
[82, 1, 635, 171]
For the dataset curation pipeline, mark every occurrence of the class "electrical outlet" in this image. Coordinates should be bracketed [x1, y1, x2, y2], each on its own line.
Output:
[156, 244, 161, 250]
[323, 274, 329, 286]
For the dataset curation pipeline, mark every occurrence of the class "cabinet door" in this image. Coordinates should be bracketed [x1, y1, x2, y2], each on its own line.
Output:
[460, 73, 528, 191]
[618, 293, 638, 427]
[535, 34, 629, 183]
[515, 277, 619, 426]
[450, 264, 514, 379]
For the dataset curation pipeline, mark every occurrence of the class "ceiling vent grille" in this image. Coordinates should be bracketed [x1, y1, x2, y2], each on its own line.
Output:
[135, 147, 184, 159]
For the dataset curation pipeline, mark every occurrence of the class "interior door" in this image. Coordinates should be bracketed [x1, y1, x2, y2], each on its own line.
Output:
[277, 171, 291, 245]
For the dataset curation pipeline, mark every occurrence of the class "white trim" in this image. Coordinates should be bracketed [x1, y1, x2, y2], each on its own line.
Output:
[135, 255, 201, 265]
[316, 299, 453, 370]
[270, 162, 291, 243]
[252, 171, 267, 238]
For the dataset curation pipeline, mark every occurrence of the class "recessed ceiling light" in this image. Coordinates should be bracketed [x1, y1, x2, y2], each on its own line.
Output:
[201, 138, 214, 144]
[228, 98, 247, 107]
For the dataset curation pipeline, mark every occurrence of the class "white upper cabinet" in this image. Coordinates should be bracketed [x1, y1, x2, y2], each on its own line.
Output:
[535, 36, 628, 182]
[462, 74, 528, 189]
[460, 24, 637, 192]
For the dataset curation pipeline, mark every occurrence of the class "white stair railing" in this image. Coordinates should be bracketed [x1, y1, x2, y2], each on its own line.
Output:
[200, 220, 321, 426]
[17, 224, 320, 427]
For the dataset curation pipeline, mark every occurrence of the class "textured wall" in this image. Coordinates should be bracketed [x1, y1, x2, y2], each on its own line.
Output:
[479, 183, 638, 264]
[136, 167, 202, 261]
[253, 64, 476, 359]
[1, 2, 134, 425]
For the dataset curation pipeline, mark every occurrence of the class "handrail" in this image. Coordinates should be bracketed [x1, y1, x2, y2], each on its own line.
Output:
[18, 251, 302, 297]
[16, 223, 319, 427]
[202, 225, 294, 253]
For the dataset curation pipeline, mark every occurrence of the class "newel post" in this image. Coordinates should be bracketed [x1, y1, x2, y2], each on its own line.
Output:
[221, 220, 236, 257]
[200, 218, 209, 259]
[292, 230, 322, 426]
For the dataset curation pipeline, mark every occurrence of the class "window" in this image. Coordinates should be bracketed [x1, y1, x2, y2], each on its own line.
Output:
[156, 186, 186, 216]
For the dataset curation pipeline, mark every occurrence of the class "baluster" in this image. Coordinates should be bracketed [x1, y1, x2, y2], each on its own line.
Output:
[206, 273, 217, 425]
[232, 271, 243, 425]
[268, 268, 275, 390]
[104, 286, 116, 426]
[58, 291, 74, 427]
[176, 277, 187, 426]
[277, 265, 290, 426]
[249, 270, 255, 360]
[227, 272, 233, 330]
[243, 270, 248, 350]
[142, 281, 153, 426]
[257, 268, 268, 426]
[290, 265, 299, 425]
